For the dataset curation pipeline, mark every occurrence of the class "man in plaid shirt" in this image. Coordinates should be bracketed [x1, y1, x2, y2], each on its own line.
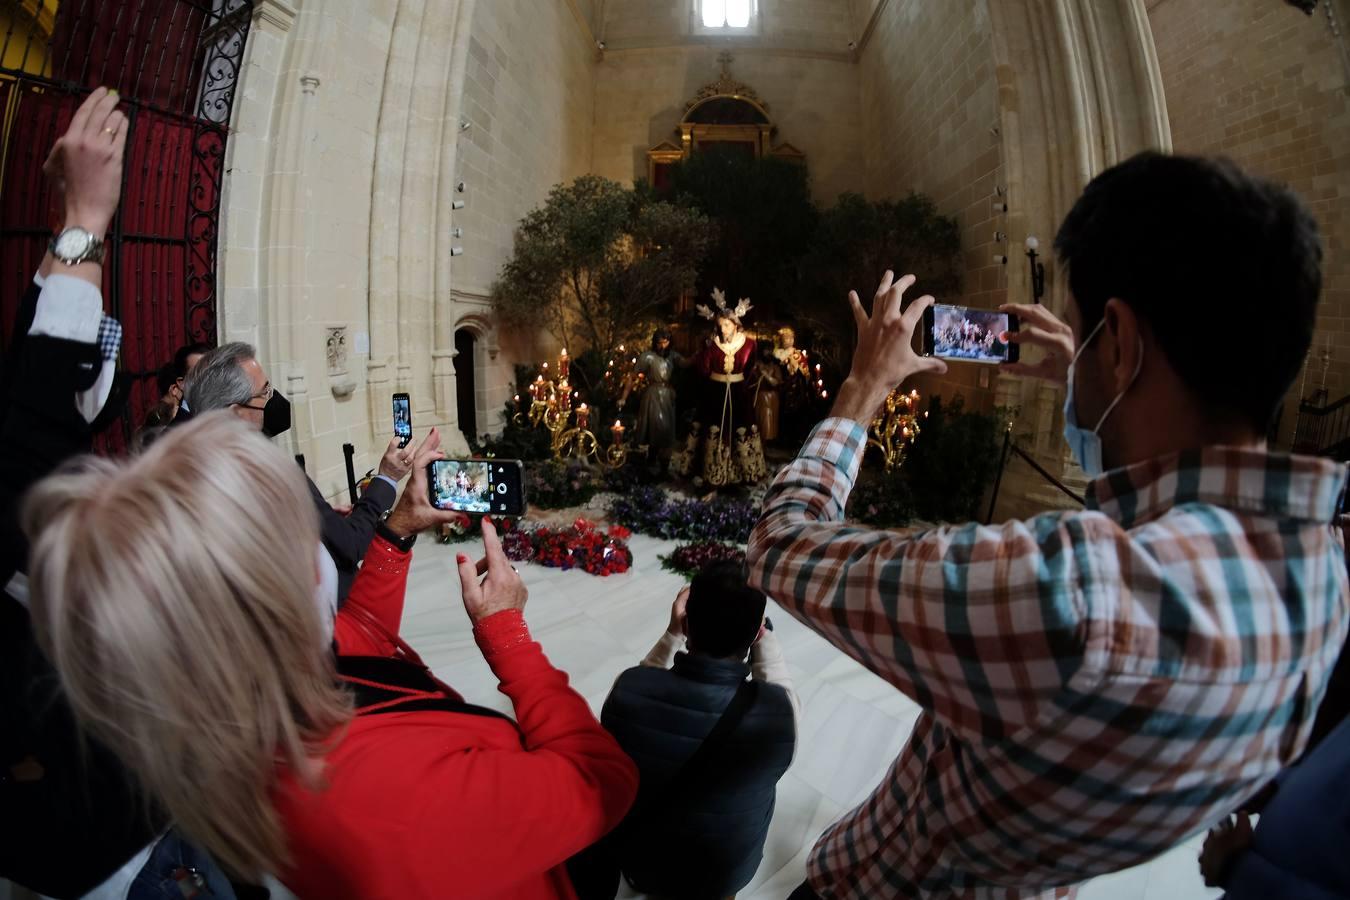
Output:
[749, 153, 1349, 898]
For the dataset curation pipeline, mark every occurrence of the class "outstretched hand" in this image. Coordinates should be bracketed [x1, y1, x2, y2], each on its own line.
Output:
[456, 517, 528, 623]
[999, 303, 1075, 384]
[831, 271, 947, 424]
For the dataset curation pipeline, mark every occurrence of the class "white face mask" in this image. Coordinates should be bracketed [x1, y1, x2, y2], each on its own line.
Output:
[315, 544, 339, 645]
[1062, 318, 1144, 477]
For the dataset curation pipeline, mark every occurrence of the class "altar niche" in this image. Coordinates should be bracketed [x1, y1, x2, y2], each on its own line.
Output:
[646, 51, 805, 193]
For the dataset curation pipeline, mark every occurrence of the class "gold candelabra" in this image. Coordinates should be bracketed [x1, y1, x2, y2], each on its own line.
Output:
[512, 348, 629, 469]
[867, 387, 922, 471]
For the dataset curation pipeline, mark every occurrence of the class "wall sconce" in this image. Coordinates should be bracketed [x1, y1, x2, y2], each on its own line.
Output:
[992, 200, 1008, 214]
[450, 227, 463, 238]
[993, 254, 1008, 265]
[993, 231, 1007, 243]
[1026, 236, 1046, 303]
[450, 247, 464, 257]
[458, 120, 471, 132]
[994, 185, 1007, 196]
[456, 181, 467, 193]
[451, 200, 465, 210]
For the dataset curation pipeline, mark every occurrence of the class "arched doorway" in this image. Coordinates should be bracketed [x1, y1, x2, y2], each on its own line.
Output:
[454, 328, 477, 443]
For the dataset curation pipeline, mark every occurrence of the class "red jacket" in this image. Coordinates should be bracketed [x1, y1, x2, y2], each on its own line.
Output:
[274, 537, 639, 899]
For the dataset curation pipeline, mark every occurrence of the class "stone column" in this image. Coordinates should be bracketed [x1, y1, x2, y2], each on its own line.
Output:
[216, 0, 297, 353]
[432, 0, 478, 454]
[367, 0, 427, 435]
[985, 0, 1170, 520]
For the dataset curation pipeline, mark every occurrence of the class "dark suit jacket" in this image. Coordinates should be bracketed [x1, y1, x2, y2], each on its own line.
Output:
[309, 473, 396, 603]
[1, 279, 162, 897]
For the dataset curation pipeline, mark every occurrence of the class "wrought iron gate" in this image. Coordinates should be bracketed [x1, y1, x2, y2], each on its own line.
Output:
[0, 0, 252, 450]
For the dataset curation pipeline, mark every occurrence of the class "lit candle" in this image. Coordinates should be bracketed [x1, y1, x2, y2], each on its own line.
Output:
[611, 420, 625, 446]
[821, 389, 829, 399]
[815, 363, 821, 373]
[576, 403, 590, 430]
[559, 348, 570, 381]
[514, 393, 522, 410]
[910, 389, 918, 398]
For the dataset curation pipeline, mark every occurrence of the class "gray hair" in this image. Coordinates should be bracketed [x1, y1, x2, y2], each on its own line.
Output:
[184, 342, 257, 413]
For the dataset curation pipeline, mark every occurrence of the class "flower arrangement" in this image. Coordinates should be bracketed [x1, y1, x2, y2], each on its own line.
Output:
[659, 540, 747, 580]
[503, 517, 633, 577]
[607, 485, 759, 543]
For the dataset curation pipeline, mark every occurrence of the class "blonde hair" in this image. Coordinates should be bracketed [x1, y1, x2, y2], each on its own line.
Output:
[23, 412, 351, 879]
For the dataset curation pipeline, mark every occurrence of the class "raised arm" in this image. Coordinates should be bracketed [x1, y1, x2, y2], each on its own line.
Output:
[746, 273, 1087, 740]
[438, 518, 638, 871]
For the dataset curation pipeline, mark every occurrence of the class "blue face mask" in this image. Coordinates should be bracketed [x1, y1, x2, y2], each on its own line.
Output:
[1063, 319, 1143, 477]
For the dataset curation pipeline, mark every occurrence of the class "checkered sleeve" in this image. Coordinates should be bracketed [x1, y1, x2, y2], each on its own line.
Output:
[746, 418, 1092, 739]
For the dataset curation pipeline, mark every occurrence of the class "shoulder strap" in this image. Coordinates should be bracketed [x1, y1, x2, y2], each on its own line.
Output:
[657, 678, 759, 798]
[336, 655, 515, 724]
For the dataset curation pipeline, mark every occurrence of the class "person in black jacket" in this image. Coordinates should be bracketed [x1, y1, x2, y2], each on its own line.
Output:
[183, 342, 410, 603]
[576, 562, 799, 899]
[2, 86, 237, 898]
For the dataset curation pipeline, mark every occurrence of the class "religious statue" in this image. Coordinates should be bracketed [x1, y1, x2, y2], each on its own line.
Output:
[774, 325, 815, 441]
[620, 328, 688, 472]
[693, 288, 764, 486]
[735, 426, 768, 483]
[752, 344, 783, 442]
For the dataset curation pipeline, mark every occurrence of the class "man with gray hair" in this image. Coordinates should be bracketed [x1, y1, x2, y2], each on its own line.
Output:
[184, 342, 413, 602]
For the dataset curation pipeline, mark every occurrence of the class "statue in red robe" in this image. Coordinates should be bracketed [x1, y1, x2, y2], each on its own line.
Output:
[693, 289, 763, 486]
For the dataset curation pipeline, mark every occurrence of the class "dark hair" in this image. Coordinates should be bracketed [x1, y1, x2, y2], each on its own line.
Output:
[686, 560, 767, 659]
[155, 361, 178, 396]
[172, 342, 214, 380]
[651, 328, 673, 352]
[1055, 152, 1321, 433]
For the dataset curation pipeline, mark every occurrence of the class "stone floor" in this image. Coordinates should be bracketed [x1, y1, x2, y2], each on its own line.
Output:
[400, 532, 1221, 900]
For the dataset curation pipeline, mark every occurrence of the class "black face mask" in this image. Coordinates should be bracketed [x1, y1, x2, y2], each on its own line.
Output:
[261, 390, 291, 437]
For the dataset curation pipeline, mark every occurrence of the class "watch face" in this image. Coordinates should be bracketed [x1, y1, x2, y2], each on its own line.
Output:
[54, 228, 93, 259]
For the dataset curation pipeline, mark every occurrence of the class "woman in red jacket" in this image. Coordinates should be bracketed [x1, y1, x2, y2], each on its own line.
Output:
[23, 413, 638, 899]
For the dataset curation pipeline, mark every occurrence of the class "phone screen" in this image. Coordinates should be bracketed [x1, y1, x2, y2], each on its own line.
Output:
[392, 394, 412, 447]
[428, 459, 527, 516]
[928, 304, 1016, 364]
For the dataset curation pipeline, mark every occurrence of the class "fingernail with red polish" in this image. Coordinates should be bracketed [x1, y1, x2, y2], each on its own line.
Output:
[456, 553, 468, 564]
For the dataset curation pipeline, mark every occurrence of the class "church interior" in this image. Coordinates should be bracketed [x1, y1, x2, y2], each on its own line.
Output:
[2, 1, 1349, 898]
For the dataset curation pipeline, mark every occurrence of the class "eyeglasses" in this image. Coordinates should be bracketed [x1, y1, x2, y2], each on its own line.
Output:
[238, 382, 273, 411]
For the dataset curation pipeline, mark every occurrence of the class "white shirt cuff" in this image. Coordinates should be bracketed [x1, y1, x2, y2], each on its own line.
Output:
[29, 274, 103, 344]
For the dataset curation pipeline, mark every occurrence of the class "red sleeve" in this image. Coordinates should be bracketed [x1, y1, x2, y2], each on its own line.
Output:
[693, 342, 715, 377]
[423, 610, 639, 872]
[333, 536, 410, 657]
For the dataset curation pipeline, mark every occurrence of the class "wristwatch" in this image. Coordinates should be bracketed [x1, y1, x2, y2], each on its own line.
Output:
[375, 520, 417, 553]
[49, 226, 106, 267]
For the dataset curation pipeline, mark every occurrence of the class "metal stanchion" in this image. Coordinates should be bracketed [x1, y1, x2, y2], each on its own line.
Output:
[343, 443, 357, 505]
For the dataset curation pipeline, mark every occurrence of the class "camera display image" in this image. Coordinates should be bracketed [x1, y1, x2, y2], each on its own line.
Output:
[393, 395, 411, 443]
[931, 306, 1012, 363]
[431, 460, 492, 513]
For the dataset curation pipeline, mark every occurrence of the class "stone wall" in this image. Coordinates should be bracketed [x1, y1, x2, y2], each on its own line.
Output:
[855, 0, 1006, 411]
[219, 0, 596, 499]
[1147, 0, 1350, 444]
[591, 47, 863, 206]
[450, 0, 597, 435]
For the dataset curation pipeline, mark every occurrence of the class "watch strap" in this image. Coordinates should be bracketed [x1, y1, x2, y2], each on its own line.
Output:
[376, 521, 417, 553]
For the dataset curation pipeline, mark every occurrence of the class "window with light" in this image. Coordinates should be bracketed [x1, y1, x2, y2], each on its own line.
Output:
[700, 0, 756, 30]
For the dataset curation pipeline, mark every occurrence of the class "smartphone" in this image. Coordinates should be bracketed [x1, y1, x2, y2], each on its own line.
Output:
[428, 458, 527, 517]
[922, 303, 1019, 365]
[392, 393, 412, 447]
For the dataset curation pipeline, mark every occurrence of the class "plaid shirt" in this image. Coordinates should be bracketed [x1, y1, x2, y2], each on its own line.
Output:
[747, 418, 1349, 899]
